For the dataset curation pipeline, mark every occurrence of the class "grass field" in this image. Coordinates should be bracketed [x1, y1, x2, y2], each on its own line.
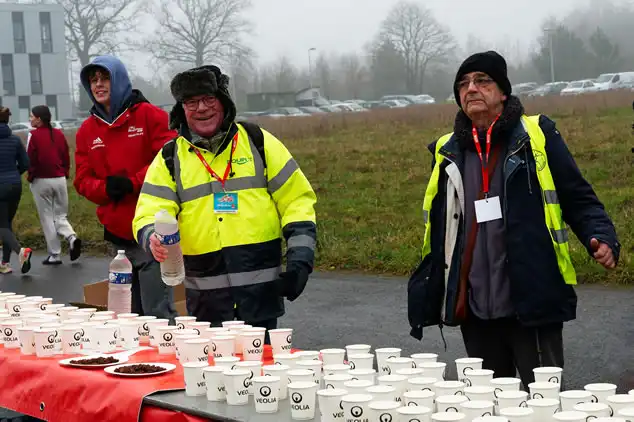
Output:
[11, 91, 634, 284]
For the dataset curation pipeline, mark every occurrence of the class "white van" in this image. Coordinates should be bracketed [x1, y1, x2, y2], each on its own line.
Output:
[593, 72, 634, 91]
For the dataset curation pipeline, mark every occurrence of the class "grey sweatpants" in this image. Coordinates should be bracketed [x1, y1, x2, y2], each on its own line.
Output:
[30, 177, 76, 256]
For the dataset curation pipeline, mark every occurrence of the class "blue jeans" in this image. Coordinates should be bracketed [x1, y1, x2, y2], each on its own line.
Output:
[110, 242, 178, 323]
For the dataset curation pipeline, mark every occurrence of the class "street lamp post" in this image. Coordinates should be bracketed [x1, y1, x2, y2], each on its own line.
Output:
[308, 47, 316, 107]
[546, 27, 555, 83]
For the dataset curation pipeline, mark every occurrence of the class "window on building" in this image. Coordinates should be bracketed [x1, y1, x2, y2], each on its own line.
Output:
[39, 12, 53, 53]
[30, 54, 43, 95]
[1, 55, 15, 96]
[45, 95, 58, 120]
[12, 12, 26, 54]
[18, 96, 30, 122]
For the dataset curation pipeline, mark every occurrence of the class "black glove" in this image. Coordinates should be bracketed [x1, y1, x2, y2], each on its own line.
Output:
[106, 175, 134, 202]
[274, 262, 311, 302]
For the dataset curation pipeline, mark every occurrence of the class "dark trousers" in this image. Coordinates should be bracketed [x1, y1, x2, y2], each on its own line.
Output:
[460, 312, 565, 390]
[110, 242, 178, 323]
[0, 184, 22, 264]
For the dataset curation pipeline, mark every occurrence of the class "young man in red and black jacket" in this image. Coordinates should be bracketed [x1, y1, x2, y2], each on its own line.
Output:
[74, 55, 178, 320]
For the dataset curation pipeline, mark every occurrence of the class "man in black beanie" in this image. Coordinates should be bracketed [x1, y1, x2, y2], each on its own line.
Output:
[133, 65, 317, 336]
[408, 51, 619, 388]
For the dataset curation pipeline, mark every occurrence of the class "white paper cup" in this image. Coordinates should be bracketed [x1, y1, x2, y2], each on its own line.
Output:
[253, 375, 280, 413]
[95, 324, 117, 353]
[455, 357, 483, 382]
[325, 364, 352, 376]
[387, 357, 416, 375]
[434, 380, 466, 397]
[34, 327, 58, 357]
[116, 312, 138, 320]
[349, 368, 377, 384]
[6, 299, 26, 317]
[268, 328, 293, 354]
[202, 366, 226, 402]
[213, 356, 240, 370]
[348, 353, 374, 371]
[2, 320, 22, 348]
[235, 361, 262, 395]
[77, 307, 97, 316]
[411, 352, 438, 367]
[559, 390, 594, 411]
[431, 412, 466, 421]
[629, 390, 634, 396]
[209, 335, 235, 359]
[395, 368, 425, 380]
[528, 381, 560, 400]
[324, 373, 354, 390]
[526, 398, 561, 420]
[274, 352, 302, 368]
[40, 323, 62, 352]
[317, 388, 348, 421]
[617, 408, 634, 419]
[67, 311, 91, 322]
[288, 368, 315, 385]
[533, 366, 563, 384]
[436, 394, 469, 412]
[188, 321, 211, 335]
[182, 338, 209, 364]
[464, 368, 494, 387]
[366, 385, 397, 402]
[57, 306, 79, 320]
[403, 389, 435, 408]
[346, 344, 371, 357]
[396, 404, 434, 420]
[61, 326, 83, 354]
[79, 321, 100, 350]
[119, 320, 141, 349]
[156, 326, 177, 354]
[573, 402, 612, 418]
[499, 406, 534, 421]
[175, 316, 197, 330]
[263, 364, 291, 399]
[295, 350, 321, 361]
[378, 374, 408, 404]
[183, 362, 208, 396]
[465, 385, 496, 402]
[407, 376, 438, 393]
[496, 390, 529, 410]
[105, 320, 122, 347]
[224, 368, 251, 405]
[288, 381, 319, 420]
[368, 400, 401, 421]
[17, 326, 35, 355]
[34, 298, 53, 311]
[375, 348, 402, 375]
[460, 399, 495, 420]
[221, 320, 245, 328]
[491, 377, 522, 394]
[584, 383, 618, 404]
[321, 348, 346, 366]
[342, 393, 373, 422]
[93, 310, 115, 319]
[296, 360, 323, 386]
[229, 329, 244, 354]
[174, 334, 199, 361]
[135, 316, 157, 343]
[606, 394, 634, 415]
[343, 380, 374, 395]
[202, 327, 229, 340]
[147, 318, 169, 346]
[240, 330, 265, 361]
[552, 410, 590, 421]
[419, 362, 446, 381]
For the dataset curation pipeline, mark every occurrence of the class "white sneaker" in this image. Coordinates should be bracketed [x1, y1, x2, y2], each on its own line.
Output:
[0, 263, 12, 274]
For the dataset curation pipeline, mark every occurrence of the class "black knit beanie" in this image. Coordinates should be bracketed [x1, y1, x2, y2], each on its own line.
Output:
[168, 65, 236, 132]
[453, 50, 512, 107]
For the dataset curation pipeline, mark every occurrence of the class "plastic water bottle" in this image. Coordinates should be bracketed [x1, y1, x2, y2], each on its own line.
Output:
[155, 209, 185, 286]
[108, 250, 132, 315]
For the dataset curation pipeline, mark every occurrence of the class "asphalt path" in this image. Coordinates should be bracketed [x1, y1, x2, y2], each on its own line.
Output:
[1, 254, 632, 392]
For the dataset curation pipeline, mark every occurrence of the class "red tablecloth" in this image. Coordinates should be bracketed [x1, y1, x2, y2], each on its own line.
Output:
[0, 345, 277, 422]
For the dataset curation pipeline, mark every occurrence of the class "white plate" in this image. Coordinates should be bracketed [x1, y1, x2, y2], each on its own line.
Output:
[59, 354, 129, 369]
[104, 362, 176, 377]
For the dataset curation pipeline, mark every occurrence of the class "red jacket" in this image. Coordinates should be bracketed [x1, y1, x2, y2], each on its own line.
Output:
[74, 95, 177, 241]
[27, 126, 70, 182]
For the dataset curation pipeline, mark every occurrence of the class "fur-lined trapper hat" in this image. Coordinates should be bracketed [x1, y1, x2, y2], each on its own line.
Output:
[168, 65, 236, 132]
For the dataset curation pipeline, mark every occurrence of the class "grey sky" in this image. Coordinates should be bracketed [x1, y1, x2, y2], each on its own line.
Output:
[245, 0, 585, 68]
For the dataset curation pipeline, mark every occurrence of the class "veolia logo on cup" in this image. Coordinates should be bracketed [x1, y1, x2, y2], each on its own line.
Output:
[211, 343, 217, 352]
[203, 345, 209, 355]
[379, 413, 393, 422]
[177, 323, 185, 330]
[47, 334, 55, 344]
[73, 332, 82, 342]
[292, 392, 303, 404]
[113, 330, 118, 339]
[253, 338, 262, 348]
[446, 407, 459, 412]
[350, 406, 364, 418]
[326, 383, 335, 389]
[454, 390, 465, 395]
[407, 402, 418, 406]
[260, 386, 271, 397]
[286, 334, 292, 344]
[409, 419, 421, 422]
[40, 304, 46, 311]
[411, 361, 417, 369]
[350, 361, 356, 369]
[4, 328, 12, 337]
[193, 328, 200, 335]
[463, 378, 473, 387]
[533, 392, 544, 399]
[519, 401, 528, 407]
[143, 323, 150, 332]
[494, 388, 503, 398]
[548, 376, 559, 383]
[163, 332, 173, 342]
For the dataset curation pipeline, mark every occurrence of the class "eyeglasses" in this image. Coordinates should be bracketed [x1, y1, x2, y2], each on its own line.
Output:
[183, 96, 218, 111]
[457, 76, 495, 91]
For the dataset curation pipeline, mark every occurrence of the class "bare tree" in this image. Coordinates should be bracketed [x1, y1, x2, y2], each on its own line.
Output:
[338, 53, 367, 99]
[145, 0, 252, 67]
[380, 1, 455, 93]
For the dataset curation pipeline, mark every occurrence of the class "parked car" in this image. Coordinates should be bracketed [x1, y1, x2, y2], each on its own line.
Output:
[528, 82, 569, 97]
[560, 80, 598, 96]
[299, 106, 326, 115]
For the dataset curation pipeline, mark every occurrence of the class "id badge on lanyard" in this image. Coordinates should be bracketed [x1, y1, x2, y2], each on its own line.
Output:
[472, 117, 502, 223]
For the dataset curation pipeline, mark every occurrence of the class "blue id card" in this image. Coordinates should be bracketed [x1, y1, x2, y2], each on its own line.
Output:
[213, 192, 238, 213]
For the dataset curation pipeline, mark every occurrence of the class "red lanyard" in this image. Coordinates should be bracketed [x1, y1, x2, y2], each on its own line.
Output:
[471, 114, 500, 197]
[192, 133, 239, 189]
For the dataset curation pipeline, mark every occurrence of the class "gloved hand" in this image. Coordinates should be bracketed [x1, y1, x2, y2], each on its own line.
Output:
[274, 262, 311, 302]
[106, 175, 134, 202]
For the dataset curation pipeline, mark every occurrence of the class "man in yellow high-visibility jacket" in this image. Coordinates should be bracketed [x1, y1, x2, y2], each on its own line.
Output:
[133, 65, 317, 333]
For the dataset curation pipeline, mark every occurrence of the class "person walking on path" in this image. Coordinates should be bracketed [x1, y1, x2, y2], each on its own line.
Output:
[0, 107, 33, 274]
[27, 105, 82, 265]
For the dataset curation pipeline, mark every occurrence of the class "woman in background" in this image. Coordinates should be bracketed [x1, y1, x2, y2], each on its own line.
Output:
[27, 105, 81, 265]
[0, 107, 32, 274]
